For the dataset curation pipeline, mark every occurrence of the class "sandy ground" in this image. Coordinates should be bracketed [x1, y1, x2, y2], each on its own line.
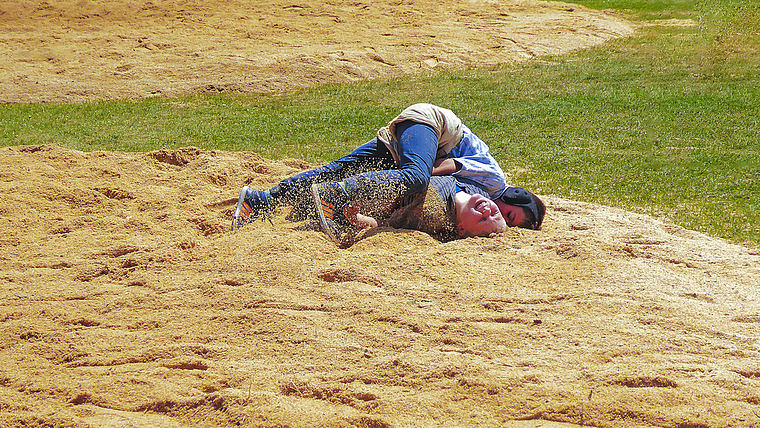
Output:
[2, 1, 760, 428]
[1, 145, 759, 428]
[0, 0, 634, 104]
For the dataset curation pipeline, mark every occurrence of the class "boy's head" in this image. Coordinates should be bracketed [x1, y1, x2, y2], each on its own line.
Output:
[495, 187, 545, 230]
[456, 193, 507, 237]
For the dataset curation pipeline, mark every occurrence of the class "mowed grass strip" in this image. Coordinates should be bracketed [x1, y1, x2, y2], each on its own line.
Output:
[1, 0, 757, 246]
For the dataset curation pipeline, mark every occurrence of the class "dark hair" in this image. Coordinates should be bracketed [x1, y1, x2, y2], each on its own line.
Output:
[519, 192, 545, 230]
[498, 186, 546, 230]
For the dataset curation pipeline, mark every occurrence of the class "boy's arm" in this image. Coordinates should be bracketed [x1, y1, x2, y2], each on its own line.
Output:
[432, 158, 462, 175]
[441, 153, 507, 199]
[442, 126, 507, 198]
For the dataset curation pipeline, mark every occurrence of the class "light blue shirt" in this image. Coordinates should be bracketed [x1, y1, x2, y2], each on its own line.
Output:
[447, 125, 507, 199]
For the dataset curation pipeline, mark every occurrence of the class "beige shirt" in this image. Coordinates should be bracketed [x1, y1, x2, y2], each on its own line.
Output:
[376, 103, 463, 165]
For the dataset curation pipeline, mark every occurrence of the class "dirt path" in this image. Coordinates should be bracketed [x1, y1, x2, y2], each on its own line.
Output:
[0, 0, 633, 103]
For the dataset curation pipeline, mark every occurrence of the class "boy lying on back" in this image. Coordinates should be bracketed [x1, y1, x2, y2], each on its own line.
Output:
[343, 175, 543, 244]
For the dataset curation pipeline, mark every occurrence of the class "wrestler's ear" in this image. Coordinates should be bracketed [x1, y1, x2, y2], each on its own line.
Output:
[457, 222, 466, 237]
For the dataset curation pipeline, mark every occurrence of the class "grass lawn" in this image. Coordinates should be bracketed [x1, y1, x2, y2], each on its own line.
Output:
[1, 0, 757, 247]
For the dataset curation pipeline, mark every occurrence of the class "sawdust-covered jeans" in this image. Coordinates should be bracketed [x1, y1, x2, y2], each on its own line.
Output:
[269, 120, 438, 207]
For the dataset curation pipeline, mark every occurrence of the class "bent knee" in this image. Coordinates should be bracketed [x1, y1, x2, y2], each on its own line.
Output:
[401, 170, 430, 194]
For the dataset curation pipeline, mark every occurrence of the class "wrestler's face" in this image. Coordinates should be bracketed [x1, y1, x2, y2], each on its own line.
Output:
[457, 194, 507, 237]
[494, 200, 528, 228]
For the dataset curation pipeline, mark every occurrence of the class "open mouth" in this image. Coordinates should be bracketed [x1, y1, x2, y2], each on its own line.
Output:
[475, 200, 488, 210]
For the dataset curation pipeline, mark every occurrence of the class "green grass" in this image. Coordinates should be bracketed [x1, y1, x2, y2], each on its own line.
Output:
[1, 0, 758, 247]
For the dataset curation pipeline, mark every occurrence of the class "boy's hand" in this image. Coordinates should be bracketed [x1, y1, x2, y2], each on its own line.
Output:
[344, 204, 378, 229]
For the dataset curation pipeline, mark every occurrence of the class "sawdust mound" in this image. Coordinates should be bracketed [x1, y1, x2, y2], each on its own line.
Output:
[1, 145, 759, 428]
[3, 1, 760, 427]
[0, 0, 634, 103]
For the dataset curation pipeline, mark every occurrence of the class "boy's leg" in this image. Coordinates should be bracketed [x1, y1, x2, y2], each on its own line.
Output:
[343, 120, 437, 204]
[312, 121, 438, 243]
[232, 138, 395, 229]
[269, 138, 395, 206]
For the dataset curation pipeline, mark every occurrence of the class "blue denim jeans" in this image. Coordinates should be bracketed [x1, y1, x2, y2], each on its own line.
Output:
[269, 120, 438, 206]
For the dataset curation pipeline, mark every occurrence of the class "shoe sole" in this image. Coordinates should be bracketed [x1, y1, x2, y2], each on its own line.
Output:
[312, 184, 340, 243]
[231, 186, 250, 231]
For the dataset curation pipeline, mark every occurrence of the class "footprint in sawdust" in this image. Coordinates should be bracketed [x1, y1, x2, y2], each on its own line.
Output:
[317, 268, 385, 288]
